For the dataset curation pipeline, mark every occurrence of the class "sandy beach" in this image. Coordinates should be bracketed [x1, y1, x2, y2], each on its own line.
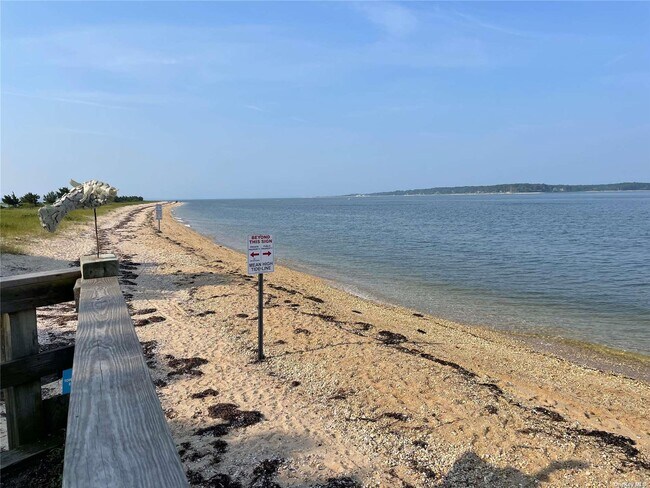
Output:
[2, 202, 649, 487]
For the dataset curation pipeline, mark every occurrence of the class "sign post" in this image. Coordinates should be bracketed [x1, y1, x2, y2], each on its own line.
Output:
[247, 234, 274, 361]
[155, 204, 162, 232]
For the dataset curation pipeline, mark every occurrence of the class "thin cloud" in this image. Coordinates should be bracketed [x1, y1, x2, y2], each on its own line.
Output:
[354, 37, 489, 69]
[56, 127, 133, 139]
[5, 19, 492, 90]
[440, 7, 581, 42]
[600, 71, 650, 87]
[2, 91, 130, 110]
[449, 9, 530, 38]
[604, 53, 629, 68]
[354, 2, 418, 37]
[245, 104, 265, 112]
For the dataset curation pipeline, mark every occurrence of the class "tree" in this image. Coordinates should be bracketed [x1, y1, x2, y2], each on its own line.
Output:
[19, 192, 40, 205]
[44, 191, 58, 204]
[56, 187, 70, 198]
[2, 192, 20, 206]
[114, 195, 144, 202]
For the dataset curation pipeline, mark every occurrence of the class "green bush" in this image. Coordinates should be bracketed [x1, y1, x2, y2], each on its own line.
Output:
[20, 192, 40, 205]
[43, 191, 58, 204]
[2, 192, 20, 206]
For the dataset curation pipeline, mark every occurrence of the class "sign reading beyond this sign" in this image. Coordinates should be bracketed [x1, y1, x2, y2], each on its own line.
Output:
[155, 204, 163, 221]
[247, 234, 274, 275]
[62, 368, 72, 395]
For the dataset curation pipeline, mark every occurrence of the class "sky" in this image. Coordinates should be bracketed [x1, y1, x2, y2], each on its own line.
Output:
[1, 1, 649, 199]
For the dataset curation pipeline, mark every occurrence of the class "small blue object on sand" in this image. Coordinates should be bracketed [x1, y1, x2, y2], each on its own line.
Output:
[62, 368, 72, 395]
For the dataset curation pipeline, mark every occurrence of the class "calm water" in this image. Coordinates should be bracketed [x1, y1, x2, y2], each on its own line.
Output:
[173, 192, 650, 355]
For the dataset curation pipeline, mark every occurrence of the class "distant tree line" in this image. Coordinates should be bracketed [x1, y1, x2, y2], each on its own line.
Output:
[114, 195, 144, 202]
[361, 182, 650, 196]
[2, 188, 143, 207]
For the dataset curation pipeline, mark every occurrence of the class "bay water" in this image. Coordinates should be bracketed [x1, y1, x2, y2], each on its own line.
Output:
[173, 192, 650, 355]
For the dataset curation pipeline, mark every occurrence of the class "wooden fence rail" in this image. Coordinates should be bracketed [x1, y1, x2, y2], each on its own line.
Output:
[1, 268, 81, 314]
[1, 268, 80, 457]
[1, 266, 187, 486]
[1, 345, 75, 390]
[62, 276, 187, 487]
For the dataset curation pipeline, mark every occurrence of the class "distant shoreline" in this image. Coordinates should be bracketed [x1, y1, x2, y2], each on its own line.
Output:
[349, 189, 650, 197]
[346, 190, 650, 198]
[348, 182, 650, 197]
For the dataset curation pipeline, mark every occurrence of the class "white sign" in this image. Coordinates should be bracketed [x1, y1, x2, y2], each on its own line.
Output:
[247, 234, 274, 275]
[155, 204, 162, 220]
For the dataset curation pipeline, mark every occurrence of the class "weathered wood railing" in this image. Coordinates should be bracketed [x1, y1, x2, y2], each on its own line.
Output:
[63, 276, 187, 487]
[1, 269, 81, 470]
[1, 265, 187, 486]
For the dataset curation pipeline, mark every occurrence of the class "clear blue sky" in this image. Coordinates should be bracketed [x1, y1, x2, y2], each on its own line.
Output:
[2, 1, 649, 199]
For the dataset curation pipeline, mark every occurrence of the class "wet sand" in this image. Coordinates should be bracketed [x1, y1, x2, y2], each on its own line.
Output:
[1, 202, 648, 487]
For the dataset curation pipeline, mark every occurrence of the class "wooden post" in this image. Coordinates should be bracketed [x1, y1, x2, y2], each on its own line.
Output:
[93, 208, 100, 258]
[1, 309, 43, 448]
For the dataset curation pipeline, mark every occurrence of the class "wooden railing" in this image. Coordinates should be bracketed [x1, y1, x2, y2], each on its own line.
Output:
[1, 267, 187, 486]
[63, 276, 187, 487]
[1, 268, 81, 470]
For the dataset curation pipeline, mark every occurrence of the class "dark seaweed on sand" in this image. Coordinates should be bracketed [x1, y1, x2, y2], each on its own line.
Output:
[140, 340, 158, 360]
[207, 403, 264, 428]
[572, 428, 641, 459]
[211, 439, 228, 453]
[383, 412, 410, 422]
[167, 356, 209, 377]
[305, 296, 324, 303]
[134, 315, 166, 327]
[192, 388, 219, 399]
[196, 310, 216, 317]
[354, 322, 373, 331]
[250, 458, 282, 488]
[195, 423, 230, 437]
[133, 307, 158, 316]
[267, 283, 301, 295]
[532, 406, 566, 422]
[317, 477, 362, 488]
[376, 330, 407, 345]
[186, 469, 242, 488]
[329, 388, 351, 400]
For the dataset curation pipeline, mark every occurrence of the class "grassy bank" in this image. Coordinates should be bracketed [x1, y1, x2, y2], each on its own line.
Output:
[0, 202, 148, 254]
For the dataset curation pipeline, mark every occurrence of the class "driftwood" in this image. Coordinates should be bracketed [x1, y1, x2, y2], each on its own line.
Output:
[38, 180, 118, 232]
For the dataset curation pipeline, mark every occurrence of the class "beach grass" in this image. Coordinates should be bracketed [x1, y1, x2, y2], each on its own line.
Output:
[0, 202, 147, 254]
